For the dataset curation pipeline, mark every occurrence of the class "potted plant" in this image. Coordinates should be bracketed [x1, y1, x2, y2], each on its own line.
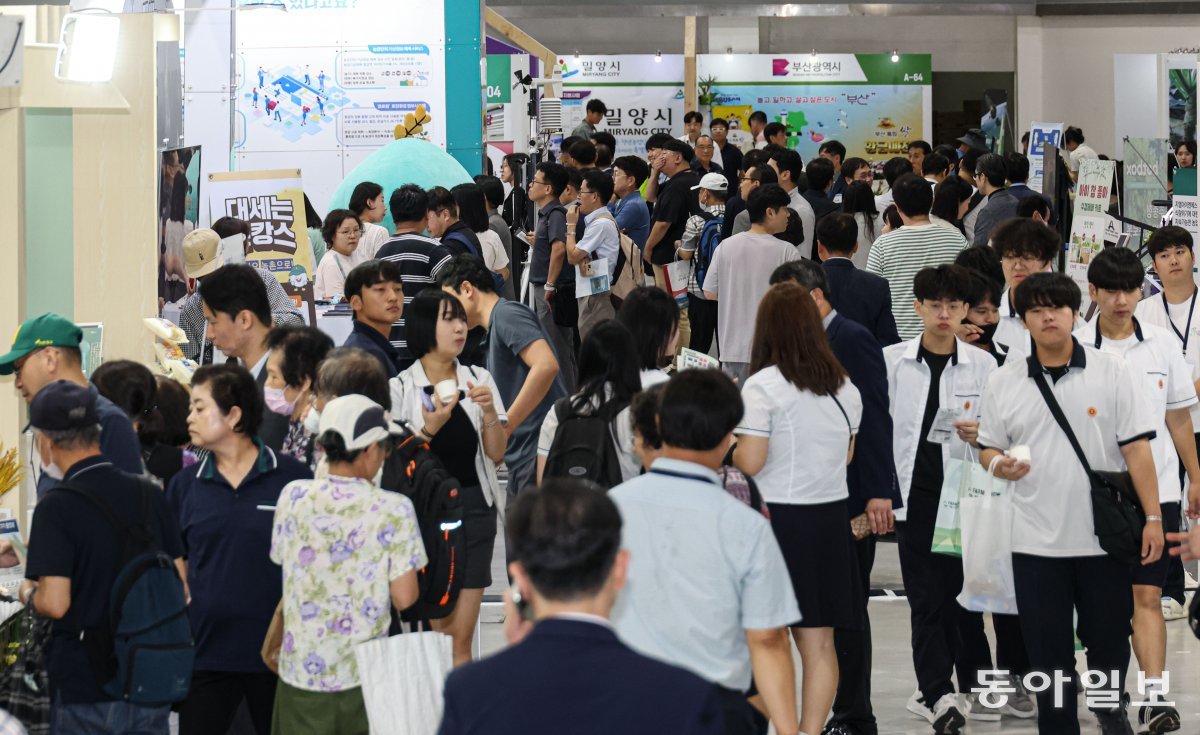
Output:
[697, 75, 718, 118]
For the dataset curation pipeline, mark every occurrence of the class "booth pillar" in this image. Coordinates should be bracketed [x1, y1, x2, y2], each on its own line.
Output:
[446, 0, 484, 174]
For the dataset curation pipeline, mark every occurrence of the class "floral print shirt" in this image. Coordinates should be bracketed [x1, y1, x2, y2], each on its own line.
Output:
[270, 476, 426, 692]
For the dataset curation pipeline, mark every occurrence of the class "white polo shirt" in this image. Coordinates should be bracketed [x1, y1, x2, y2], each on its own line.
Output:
[977, 340, 1157, 558]
[883, 337, 998, 520]
[1135, 288, 1200, 426]
[1075, 318, 1198, 504]
[993, 288, 1031, 363]
[737, 366, 862, 505]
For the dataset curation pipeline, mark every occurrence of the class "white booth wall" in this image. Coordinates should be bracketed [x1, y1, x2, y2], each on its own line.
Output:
[1017, 13, 1200, 159]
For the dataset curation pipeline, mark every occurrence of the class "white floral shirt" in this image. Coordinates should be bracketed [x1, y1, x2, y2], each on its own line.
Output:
[270, 476, 426, 692]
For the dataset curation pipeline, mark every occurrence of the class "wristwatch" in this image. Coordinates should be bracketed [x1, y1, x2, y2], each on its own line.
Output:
[1145, 515, 1163, 523]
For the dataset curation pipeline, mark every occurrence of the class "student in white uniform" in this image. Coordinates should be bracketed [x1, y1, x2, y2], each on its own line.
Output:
[1134, 226, 1200, 621]
[883, 265, 998, 734]
[733, 282, 862, 735]
[1076, 247, 1199, 735]
[989, 218, 1061, 362]
[978, 273, 1163, 735]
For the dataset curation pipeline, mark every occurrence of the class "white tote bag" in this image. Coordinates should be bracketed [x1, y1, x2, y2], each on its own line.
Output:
[355, 631, 454, 735]
[957, 455, 1018, 614]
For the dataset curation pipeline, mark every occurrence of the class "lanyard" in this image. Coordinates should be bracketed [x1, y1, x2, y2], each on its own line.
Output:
[335, 252, 349, 280]
[1163, 289, 1197, 355]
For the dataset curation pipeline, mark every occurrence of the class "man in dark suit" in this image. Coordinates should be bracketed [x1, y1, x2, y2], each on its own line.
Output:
[438, 481, 725, 735]
[802, 157, 842, 225]
[816, 214, 901, 347]
[198, 264, 289, 450]
[1002, 152, 1041, 202]
[770, 260, 902, 735]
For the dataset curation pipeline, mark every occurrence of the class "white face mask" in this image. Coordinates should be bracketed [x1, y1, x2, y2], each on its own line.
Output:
[303, 405, 322, 435]
[37, 437, 64, 481]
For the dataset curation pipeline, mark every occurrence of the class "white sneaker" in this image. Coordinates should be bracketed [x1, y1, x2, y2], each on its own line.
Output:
[930, 693, 967, 734]
[907, 689, 935, 723]
[1184, 568, 1198, 590]
[963, 692, 1001, 721]
[1162, 597, 1187, 621]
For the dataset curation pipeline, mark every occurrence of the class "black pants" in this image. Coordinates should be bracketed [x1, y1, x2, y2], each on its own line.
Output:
[828, 534, 877, 734]
[896, 493, 989, 704]
[1012, 553, 1133, 734]
[715, 686, 767, 735]
[178, 670, 277, 735]
[958, 611, 1029, 688]
[688, 294, 719, 355]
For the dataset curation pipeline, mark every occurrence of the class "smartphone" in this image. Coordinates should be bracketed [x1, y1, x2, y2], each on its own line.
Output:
[511, 586, 535, 622]
[420, 389, 436, 412]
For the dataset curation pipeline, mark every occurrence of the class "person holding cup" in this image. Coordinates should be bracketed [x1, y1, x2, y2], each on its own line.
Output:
[389, 288, 508, 666]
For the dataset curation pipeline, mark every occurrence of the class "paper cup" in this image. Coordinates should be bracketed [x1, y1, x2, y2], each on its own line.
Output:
[434, 379, 458, 405]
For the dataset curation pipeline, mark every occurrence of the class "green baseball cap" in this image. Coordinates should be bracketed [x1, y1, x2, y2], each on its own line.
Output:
[0, 313, 83, 376]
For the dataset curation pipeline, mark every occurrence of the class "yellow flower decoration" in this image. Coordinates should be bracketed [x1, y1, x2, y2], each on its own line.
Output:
[394, 104, 432, 140]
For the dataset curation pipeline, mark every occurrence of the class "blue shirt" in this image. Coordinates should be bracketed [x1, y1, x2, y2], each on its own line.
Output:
[166, 439, 312, 672]
[343, 319, 402, 378]
[36, 384, 144, 500]
[611, 191, 650, 249]
[609, 458, 800, 690]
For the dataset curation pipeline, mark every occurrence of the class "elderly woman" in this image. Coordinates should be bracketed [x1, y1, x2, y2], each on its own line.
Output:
[269, 394, 425, 734]
[314, 209, 363, 300]
[390, 289, 507, 666]
[263, 326, 334, 468]
[167, 365, 313, 735]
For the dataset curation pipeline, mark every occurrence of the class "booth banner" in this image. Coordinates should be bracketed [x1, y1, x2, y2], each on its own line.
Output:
[1028, 122, 1063, 195]
[981, 89, 1010, 154]
[232, 0, 446, 211]
[1122, 138, 1170, 240]
[207, 170, 317, 325]
[1175, 169, 1200, 246]
[559, 55, 684, 157]
[697, 53, 932, 163]
[1165, 56, 1197, 148]
[1065, 159, 1116, 314]
[159, 146, 202, 315]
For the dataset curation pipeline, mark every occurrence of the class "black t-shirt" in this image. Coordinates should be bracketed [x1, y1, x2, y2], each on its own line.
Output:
[26, 457, 185, 704]
[910, 346, 953, 499]
[651, 170, 701, 266]
[429, 403, 480, 488]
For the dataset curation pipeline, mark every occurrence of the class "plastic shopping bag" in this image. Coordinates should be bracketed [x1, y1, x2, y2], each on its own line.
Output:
[355, 631, 453, 735]
[662, 259, 691, 308]
[931, 448, 971, 557]
[957, 455, 1018, 614]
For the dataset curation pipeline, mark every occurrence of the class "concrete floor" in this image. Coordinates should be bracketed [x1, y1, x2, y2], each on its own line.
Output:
[479, 536, 1200, 735]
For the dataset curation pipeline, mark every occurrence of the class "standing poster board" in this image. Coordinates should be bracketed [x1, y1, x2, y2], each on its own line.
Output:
[159, 146, 202, 314]
[1028, 122, 1064, 195]
[1065, 159, 1116, 317]
[1122, 138, 1170, 241]
[559, 55, 685, 157]
[78, 323, 104, 379]
[1174, 170, 1200, 267]
[697, 54, 932, 164]
[207, 170, 318, 325]
[234, 0, 447, 212]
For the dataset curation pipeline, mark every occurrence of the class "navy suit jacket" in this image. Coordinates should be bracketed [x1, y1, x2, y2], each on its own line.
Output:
[822, 258, 901, 347]
[826, 313, 903, 516]
[1006, 183, 1039, 201]
[438, 618, 725, 735]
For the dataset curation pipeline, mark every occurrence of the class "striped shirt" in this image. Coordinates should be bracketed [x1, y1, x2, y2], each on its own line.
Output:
[376, 232, 454, 364]
[865, 222, 967, 341]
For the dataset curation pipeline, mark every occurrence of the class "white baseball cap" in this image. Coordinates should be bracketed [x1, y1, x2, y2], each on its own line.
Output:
[691, 173, 729, 192]
[318, 395, 394, 450]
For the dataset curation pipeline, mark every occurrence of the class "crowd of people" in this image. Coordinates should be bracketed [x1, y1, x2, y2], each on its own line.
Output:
[4, 108, 1200, 735]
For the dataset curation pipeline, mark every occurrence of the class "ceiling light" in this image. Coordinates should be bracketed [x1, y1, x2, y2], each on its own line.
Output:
[725, 46, 733, 60]
[655, 50, 662, 63]
[890, 49, 900, 63]
[573, 49, 579, 60]
[811, 48, 818, 59]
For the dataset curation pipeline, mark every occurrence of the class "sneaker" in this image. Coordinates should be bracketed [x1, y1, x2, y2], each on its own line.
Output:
[930, 694, 967, 734]
[1096, 708, 1135, 735]
[1139, 704, 1182, 734]
[963, 692, 1001, 722]
[1003, 675, 1037, 719]
[820, 725, 859, 735]
[1162, 597, 1187, 621]
[906, 689, 934, 722]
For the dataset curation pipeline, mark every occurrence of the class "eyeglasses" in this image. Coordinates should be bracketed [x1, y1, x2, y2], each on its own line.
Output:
[528, 178, 547, 187]
[336, 227, 362, 237]
[1001, 254, 1046, 266]
[579, 188, 596, 196]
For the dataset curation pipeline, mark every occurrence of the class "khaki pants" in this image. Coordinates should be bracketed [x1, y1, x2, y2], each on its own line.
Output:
[652, 264, 691, 355]
[577, 292, 615, 341]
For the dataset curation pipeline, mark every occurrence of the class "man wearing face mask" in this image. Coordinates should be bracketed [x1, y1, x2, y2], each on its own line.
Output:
[0, 313, 144, 499]
[21, 380, 185, 732]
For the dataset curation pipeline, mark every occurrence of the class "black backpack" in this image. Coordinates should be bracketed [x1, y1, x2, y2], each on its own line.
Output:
[543, 396, 628, 490]
[55, 479, 193, 706]
[380, 425, 467, 622]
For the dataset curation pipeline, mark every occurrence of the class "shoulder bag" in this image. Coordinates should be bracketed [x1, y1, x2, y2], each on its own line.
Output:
[1032, 371, 1144, 564]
